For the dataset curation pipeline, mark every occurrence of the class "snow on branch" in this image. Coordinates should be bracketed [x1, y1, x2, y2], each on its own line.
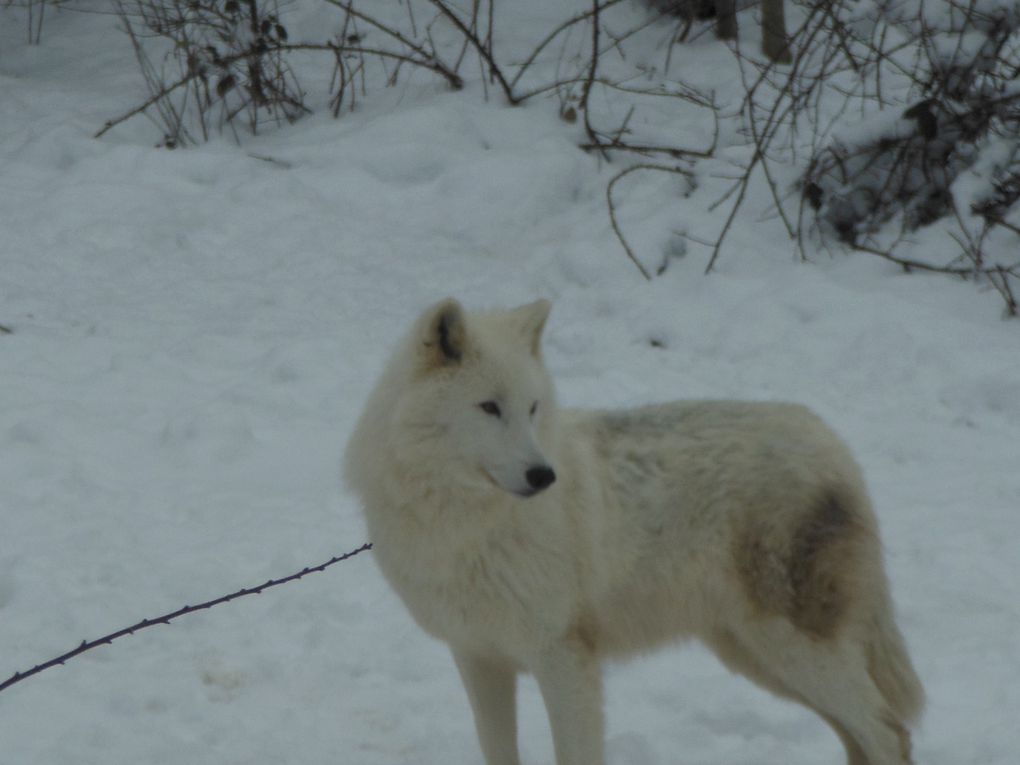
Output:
[795, 0, 1020, 315]
[698, 0, 1020, 314]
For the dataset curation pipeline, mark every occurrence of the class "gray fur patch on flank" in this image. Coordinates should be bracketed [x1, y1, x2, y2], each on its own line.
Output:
[737, 489, 859, 638]
[788, 490, 855, 637]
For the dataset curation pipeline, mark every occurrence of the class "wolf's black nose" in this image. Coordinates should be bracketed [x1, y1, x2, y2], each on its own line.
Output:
[525, 466, 556, 491]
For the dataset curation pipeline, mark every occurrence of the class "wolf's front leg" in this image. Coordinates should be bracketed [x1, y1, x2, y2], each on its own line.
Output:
[533, 640, 605, 765]
[453, 649, 522, 765]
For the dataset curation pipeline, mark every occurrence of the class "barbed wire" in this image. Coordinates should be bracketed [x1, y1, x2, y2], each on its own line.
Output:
[0, 542, 373, 695]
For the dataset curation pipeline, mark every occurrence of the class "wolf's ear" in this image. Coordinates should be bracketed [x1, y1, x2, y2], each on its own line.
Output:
[512, 299, 551, 357]
[420, 298, 467, 367]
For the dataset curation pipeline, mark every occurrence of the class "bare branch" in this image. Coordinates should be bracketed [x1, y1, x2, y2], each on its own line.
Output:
[607, 162, 695, 281]
[427, 0, 517, 103]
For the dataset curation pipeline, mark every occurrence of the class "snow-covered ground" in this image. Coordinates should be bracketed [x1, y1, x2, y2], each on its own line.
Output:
[2, 3, 1019, 764]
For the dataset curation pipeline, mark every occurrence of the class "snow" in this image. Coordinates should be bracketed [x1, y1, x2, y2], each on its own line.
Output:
[2, 2, 1019, 764]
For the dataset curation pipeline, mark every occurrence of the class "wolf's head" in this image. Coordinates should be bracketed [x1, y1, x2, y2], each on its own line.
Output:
[388, 297, 559, 499]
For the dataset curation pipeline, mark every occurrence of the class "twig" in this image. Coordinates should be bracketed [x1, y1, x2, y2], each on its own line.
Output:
[516, 75, 713, 110]
[990, 265, 1018, 317]
[0, 542, 373, 695]
[851, 241, 976, 275]
[580, 0, 606, 160]
[427, 0, 517, 103]
[705, 149, 762, 274]
[323, 0, 451, 78]
[606, 163, 694, 281]
[852, 235, 1020, 312]
[509, 0, 625, 90]
[579, 139, 714, 159]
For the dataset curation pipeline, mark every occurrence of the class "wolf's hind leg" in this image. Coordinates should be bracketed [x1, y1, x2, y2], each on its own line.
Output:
[710, 623, 916, 765]
[453, 649, 522, 765]
[710, 628, 871, 764]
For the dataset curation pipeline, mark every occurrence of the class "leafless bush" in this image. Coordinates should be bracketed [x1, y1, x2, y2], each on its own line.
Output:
[799, 0, 1020, 314]
[803, 1, 1019, 237]
[699, 0, 1020, 314]
[106, 0, 307, 146]
[99, 0, 463, 145]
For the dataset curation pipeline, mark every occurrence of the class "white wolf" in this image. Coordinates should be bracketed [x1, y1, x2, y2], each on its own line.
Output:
[344, 298, 924, 765]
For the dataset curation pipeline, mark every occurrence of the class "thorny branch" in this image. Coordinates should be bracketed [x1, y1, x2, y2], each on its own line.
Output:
[0, 543, 373, 695]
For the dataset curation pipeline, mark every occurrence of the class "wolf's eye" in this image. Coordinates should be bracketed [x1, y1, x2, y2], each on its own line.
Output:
[530, 401, 538, 417]
[479, 401, 501, 417]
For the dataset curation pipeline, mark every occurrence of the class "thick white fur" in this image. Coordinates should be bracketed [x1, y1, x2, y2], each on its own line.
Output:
[344, 298, 924, 765]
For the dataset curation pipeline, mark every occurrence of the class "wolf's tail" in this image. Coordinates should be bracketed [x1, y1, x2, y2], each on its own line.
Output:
[867, 599, 925, 724]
